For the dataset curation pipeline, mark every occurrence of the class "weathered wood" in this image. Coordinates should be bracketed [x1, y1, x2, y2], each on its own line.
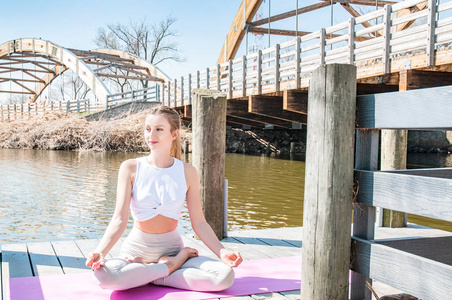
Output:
[192, 89, 227, 240]
[351, 237, 452, 300]
[248, 95, 307, 124]
[355, 169, 452, 222]
[356, 85, 452, 129]
[301, 64, 357, 299]
[379, 236, 452, 265]
[351, 129, 379, 300]
[381, 129, 408, 228]
[1, 244, 33, 300]
[51, 241, 90, 274]
[27, 242, 64, 276]
[282, 90, 308, 114]
[228, 99, 293, 128]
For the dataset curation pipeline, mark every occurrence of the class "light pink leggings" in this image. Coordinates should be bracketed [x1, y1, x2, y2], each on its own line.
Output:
[93, 227, 235, 291]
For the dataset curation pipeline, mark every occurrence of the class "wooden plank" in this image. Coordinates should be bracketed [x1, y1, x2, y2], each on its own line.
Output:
[234, 231, 301, 256]
[227, 99, 292, 128]
[229, 236, 295, 258]
[2, 244, 33, 300]
[217, 0, 264, 63]
[27, 242, 64, 276]
[351, 129, 379, 299]
[249, 292, 292, 299]
[51, 241, 90, 274]
[379, 236, 452, 265]
[351, 237, 452, 300]
[279, 290, 301, 299]
[356, 85, 452, 129]
[355, 169, 452, 222]
[282, 90, 308, 114]
[181, 236, 218, 260]
[74, 239, 100, 258]
[248, 95, 307, 124]
[220, 237, 269, 260]
[389, 167, 452, 179]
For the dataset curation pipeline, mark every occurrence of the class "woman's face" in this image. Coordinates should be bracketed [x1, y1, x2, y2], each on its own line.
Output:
[144, 114, 178, 152]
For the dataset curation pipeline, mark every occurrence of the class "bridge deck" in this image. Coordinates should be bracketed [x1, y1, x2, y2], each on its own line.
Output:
[2, 225, 451, 299]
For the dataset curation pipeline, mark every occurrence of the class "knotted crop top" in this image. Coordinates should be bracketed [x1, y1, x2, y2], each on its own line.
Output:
[130, 157, 187, 221]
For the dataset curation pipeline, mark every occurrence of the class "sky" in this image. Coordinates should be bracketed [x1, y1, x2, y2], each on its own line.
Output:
[0, 0, 364, 81]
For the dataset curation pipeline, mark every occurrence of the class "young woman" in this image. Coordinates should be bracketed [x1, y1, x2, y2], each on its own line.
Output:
[86, 106, 242, 291]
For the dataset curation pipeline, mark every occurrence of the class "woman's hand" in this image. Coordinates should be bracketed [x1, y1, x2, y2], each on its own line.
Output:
[220, 248, 243, 268]
[86, 252, 105, 270]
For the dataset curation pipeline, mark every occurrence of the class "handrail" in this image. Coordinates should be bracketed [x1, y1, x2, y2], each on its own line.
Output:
[158, 0, 452, 108]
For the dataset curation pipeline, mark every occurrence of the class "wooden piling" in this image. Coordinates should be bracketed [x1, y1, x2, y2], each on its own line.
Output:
[191, 89, 227, 240]
[381, 129, 408, 227]
[301, 64, 357, 300]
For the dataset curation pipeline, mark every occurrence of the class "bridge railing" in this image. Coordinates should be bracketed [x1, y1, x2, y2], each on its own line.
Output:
[0, 101, 66, 121]
[106, 85, 160, 109]
[350, 84, 452, 299]
[160, 0, 452, 108]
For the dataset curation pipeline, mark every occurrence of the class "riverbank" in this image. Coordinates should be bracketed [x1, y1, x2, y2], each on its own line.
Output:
[0, 112, 307, 154]
[0, 112, 191, 152]
[1, 112, 451, 154]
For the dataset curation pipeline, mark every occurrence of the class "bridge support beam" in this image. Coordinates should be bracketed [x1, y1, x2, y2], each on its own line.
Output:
[283, 90, 308, 114]
[248, 95, 307, 124]
[228, 99, 292, 128]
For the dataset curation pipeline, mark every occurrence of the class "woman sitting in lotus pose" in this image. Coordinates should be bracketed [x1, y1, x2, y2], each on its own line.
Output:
[86, 106, 242, 291]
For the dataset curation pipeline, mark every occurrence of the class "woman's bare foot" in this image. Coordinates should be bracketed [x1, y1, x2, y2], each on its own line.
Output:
[158, 247, 198, 274]
[124, 256, 155, 264]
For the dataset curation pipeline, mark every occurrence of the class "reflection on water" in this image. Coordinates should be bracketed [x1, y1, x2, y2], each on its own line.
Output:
[0, 149, 305, 243]
[1, 149, 450, 244]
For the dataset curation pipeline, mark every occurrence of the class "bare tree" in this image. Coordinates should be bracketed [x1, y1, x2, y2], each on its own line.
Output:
[93, 16, 183, 90]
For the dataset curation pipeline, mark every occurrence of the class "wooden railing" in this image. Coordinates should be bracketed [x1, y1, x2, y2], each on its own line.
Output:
[350, 84, 452, 299]
[106, 85, 160, 109]
[158, 0, 452, 107]
[0, 99, 108, 120]
[0, 102, 65, 121]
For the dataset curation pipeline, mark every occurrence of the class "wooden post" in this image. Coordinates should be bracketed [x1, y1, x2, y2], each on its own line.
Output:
[301, 64, 356, 300]
[381, 129, 408, 227]
[350, 129, 379, 299]
[191, 89, 227, 240]
[379, 69, 410, 228]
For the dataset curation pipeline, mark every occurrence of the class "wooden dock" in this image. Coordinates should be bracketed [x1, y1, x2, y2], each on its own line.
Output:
[2, 225, 451, 300]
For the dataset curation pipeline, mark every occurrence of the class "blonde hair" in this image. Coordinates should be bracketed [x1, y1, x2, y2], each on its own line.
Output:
[145, 106, 182, 160]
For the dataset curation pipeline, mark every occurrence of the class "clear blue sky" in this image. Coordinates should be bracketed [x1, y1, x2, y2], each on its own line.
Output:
[0, 0, 362, 79]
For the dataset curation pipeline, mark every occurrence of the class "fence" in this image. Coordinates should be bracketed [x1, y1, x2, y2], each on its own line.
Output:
[350, 84, 452, 299]
[106, 85, 160, 109]
[0, 99, 108, 121]
[0, 102, 65, 121]
[159, 0, 452, 108]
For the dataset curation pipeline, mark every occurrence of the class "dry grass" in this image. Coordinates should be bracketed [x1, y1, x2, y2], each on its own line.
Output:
[0, 111, 191, 152]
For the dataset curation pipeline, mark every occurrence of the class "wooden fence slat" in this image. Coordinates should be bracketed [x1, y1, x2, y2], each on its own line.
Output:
[51, 241, 90, 274]
[355, 169, 452, 222]
[356, 85, 452, 129]
[27, 242, 63, 276]
[351, 237, 452, 300]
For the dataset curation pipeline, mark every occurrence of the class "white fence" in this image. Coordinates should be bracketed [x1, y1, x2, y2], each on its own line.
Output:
[158, 0, 452, 107]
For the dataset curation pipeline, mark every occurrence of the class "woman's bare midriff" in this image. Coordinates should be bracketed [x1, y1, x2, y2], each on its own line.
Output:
[134, 214, 178, 234]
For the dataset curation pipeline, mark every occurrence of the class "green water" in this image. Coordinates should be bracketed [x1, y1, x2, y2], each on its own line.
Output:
[0, 148, 450, 244]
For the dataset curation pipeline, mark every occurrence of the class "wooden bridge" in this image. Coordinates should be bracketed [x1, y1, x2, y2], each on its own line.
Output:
[158, 0, 452, 128]
[2, 0, 452, 126]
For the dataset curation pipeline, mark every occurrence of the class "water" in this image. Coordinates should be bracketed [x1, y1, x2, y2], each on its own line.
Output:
[1, 148, 451, 244]
[0, 149, 305, 243]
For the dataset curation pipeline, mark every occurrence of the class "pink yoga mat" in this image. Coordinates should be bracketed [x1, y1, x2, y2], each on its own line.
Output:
[10, 256, 302, 300]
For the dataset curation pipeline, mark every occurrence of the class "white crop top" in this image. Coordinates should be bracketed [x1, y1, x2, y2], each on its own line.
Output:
[130, 157, 187, 221]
